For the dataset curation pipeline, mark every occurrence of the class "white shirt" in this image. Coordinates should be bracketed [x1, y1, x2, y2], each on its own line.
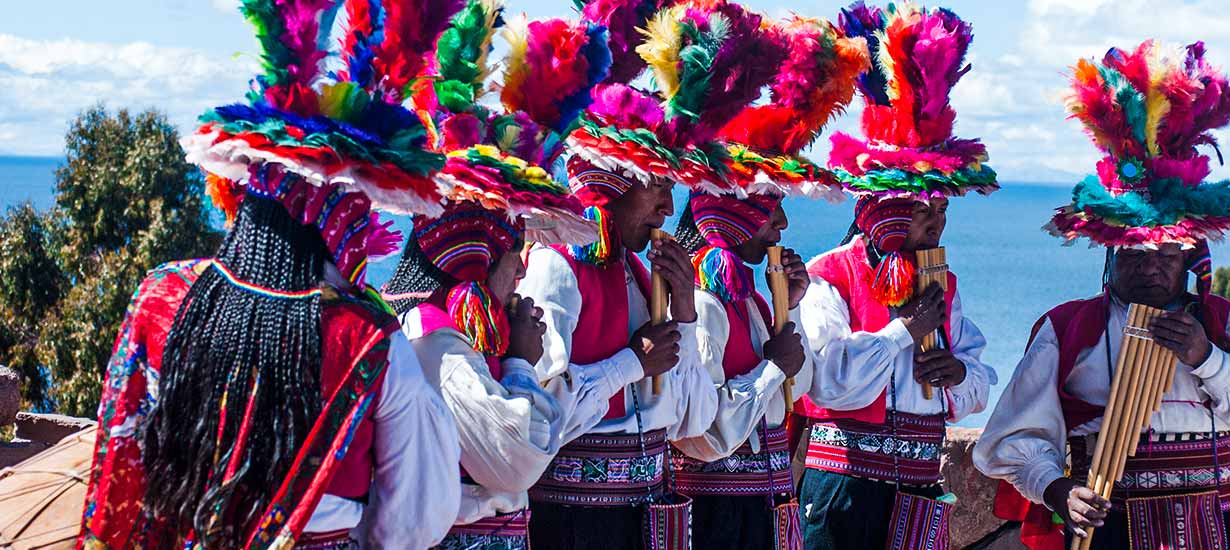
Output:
[798, 251, 996, 420]
[303, 270, 461, 549]
[973, 295, 1230, 505]
[516, 246, 719, 441]
[673, 289, 815, 462]
[400, 306, 568, 525]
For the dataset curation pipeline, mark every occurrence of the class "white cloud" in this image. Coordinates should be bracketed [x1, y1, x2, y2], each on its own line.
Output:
[0, 34, 251, 156]
[212, 0, 240, 13]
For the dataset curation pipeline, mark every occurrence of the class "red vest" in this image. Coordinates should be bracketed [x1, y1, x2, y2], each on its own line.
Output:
[546, 245, 652, 419]
[799, 237, 956, 423]
[720, 293, 773, 381]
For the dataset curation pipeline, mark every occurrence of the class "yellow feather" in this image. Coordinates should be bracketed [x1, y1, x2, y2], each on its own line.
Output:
[473, 0, 503, 87]
[1144, 90, 1170, 157]
[637, 6, 683, 99]
[499, 15, 530, 95]
[875, 29, 901, 103]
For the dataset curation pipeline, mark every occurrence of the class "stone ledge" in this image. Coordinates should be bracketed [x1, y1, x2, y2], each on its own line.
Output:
[14, 412, 95, 445]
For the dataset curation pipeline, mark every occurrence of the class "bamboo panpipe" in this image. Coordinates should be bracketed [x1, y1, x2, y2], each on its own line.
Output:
[1073, 304, 1176, 550]
[914, 248, 948, 400]
[766, 246, 794, 413]
[650, 229, 672, 395]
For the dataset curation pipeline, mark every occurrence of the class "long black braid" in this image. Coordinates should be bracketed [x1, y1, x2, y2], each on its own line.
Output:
[382, 234, 456, 315]
[673, 199, 706, 255]
[142, 192, 327, 549]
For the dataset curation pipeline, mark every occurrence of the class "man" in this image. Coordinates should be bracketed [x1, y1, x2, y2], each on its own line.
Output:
[975, 40, 1230, 550]
[517, 1, 784, 547]
[794, 4, 999, 549]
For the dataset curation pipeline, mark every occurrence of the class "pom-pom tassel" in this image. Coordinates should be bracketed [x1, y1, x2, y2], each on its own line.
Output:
[569, 205, 618, 265]
[693, 245, 755, 303]
[447, 281, 511, 355]
[870, 251, 915, 307]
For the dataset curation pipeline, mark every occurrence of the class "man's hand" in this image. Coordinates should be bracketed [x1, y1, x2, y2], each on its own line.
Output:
[764, 322, 805, 378]
[504, 295, 546, 365]
[631, 321, 682, 378]
[1151, 311, 1213, 366]
[898, 282, 946, 342]
[1043, 477, 1110, 539]
[647, 238, 697, 323]
[778, 248, 809, 310]
[913, 349, 966, 388]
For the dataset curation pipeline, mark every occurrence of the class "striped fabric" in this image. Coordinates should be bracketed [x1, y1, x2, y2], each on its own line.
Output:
[568, 157, 638, 207]
[296, 530, 355, 549]
[885, 493, 951, 550]
[1070, 432, 1230, 509]
[689, 191, 781, 249]
[529, 429, 667, 506]
[773, 500, 803, 550]
[644, 496, 693, 550]
[853, 197, 915, 254]
[1127, 491, 1227, 550]
[413, 202, 522, 282]
[435, 510, 531, 550]
[805, 413, 946, 486]
[672, 425, 794, 497]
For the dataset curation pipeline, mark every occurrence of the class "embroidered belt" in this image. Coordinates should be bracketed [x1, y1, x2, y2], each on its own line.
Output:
[671, 425, 793, 497]
[434, 510, 530, 550]
[1071, 431, 1230, 510]
[296, 529, 354, 549]
[529, 429, 667, 507]
[804, 413, 945, 486]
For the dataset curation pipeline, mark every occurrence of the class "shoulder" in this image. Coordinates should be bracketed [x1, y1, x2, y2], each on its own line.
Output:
[320, 287, 401, 352]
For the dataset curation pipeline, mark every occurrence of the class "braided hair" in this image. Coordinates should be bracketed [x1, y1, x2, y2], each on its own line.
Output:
[382, 235, 456, 315]
[673, 199, 706, 255]
[142, 192, 328, 549]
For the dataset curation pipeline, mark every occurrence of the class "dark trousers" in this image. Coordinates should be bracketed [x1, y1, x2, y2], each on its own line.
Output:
[798, 469, 943, 550]
[690, 494, 775, 550]
[529, 501, 645, 550]
[1066, 508, 1230, 550]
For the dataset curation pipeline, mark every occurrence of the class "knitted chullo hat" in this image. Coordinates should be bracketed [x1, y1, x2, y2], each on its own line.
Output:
[828, 1, 997, 199]
[184, 0, 464, 287]
[399, 0, 605, 354]
[717, 15, 871, 202]
[1047, 40, 1230, 297]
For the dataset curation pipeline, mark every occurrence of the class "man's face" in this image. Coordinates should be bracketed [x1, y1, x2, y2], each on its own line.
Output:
[609, 177, 676, 252]
[1109, 244, 1187, 307]
[902, 197, 948, 251]
[486, 240, 527, 305]
[732, 204, 788, 265]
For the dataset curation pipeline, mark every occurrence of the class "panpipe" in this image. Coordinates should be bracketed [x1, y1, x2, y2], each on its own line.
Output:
[650, 228, 672, 395]
[1072, 303, 1177, 550]
[766, 246, 794, 413]
[914, 248, 948, 400]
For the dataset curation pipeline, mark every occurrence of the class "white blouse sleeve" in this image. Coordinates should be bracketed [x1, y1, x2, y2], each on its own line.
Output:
[515, 246, 644, 443]
[1191, 323, 1230, 418]
[418, 330, 563, 494]
[673, 290, 788, 462]
[972, 318, 1067, 504]
[944, 290, 997, 421]
[799, 276, 915, 411]
[358, 332, 461, 549]
[666, 317, 720, 440]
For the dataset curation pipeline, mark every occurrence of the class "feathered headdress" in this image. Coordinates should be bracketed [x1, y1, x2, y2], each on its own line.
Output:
[416, 0, 603, 246]
[184, 0, 461, 216]
[1048, 40, 1230, 248]
[826, 1, 997, 199]
[576, 0, 664, 84]
[567, 0, 785, 193]
[717, 15, 870, 201]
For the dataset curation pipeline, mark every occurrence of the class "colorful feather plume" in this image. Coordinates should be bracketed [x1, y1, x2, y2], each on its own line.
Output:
[1048, 40, 1230, 247]
[717, 15, 870, 198]
[826, 1, 996, 199]
[577, 0, 662, 83]
[370, 0, 466, 101]
[430, 0, 504, 115]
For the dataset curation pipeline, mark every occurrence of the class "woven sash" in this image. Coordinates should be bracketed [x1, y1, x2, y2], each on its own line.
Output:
[530, 429, 667, 506]
[1126, 491, 1227, 550]
[773, 499, 803, 550]
[672, 425, 793, 497]
[435, 510, 530, 550]
[1071, 432, 1230, 509]
[805, 413, 945, 485]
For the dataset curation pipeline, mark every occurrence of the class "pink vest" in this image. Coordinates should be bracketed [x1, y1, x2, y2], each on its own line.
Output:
[721, 293, 773, 381]
[546, 245, 652, 419]
[1028, 292, 1230, 430]
[800, 237, 957, 424]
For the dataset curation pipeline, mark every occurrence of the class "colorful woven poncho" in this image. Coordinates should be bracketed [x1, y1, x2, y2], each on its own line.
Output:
[566, 0, 786, 194]
[1047, 40, 1230, 248]
[827, 1, 998, 199]
[716, 15, 870, 202]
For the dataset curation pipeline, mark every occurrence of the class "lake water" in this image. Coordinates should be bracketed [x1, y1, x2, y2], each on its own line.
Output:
[5, 156, 1225, 426]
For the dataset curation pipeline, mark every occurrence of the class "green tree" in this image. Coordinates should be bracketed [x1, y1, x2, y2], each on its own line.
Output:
[0, 204, 66, 410]
[0, 105, 223, 415]
[1214, 267, 1230, 299]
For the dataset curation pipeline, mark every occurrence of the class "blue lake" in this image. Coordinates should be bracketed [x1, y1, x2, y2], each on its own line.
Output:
[5, 156, 1224, 426]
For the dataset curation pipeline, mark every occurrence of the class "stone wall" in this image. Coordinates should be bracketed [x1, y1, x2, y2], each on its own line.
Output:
[943, 427, 1028, 550]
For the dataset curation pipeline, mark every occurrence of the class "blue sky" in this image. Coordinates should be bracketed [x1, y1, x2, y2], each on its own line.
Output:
[4, 0, 1230, 183]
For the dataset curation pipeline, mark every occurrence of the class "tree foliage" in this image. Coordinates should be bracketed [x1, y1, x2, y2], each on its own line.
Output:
[1215, 267, 1230, 300]
[0, 105, 222, 415]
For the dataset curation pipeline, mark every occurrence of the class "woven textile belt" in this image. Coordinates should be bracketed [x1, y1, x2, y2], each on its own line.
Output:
[529, 428, 667, 507]
[434, 510, 530, 550]
[296, 529, 354, 549]
[1071, 431, 1230, 510]
[804, 413, 945, 486]
[671, 425, 793, 497]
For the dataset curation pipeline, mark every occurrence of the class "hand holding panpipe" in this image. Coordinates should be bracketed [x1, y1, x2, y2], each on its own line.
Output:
[650, 229, 671, 395]
[1071, 304, 1177, 550]
[766, 246, 794, 413]
[914, 248, 948, 400]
